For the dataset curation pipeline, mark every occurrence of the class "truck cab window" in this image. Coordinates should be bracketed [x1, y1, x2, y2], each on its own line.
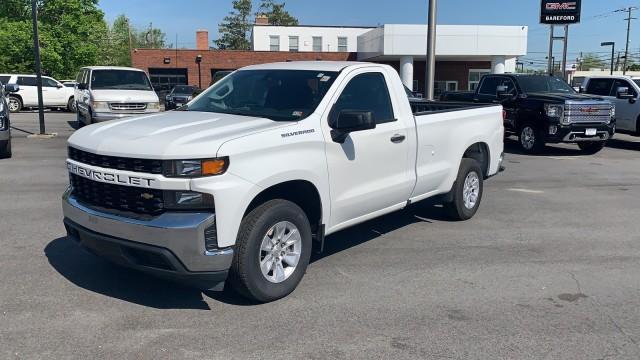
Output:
[478, 77, 501, 96]
[585, 79, 614, 96]
[331, 72, 395, 125]
[612, 79, 637, 97]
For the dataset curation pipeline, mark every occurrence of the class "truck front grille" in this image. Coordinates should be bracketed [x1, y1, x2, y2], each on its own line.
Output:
[564, 104, 611, 124]
[68, 147, 163, 175]
[70, 174, 164, 215]
[109, 103, 147, 111]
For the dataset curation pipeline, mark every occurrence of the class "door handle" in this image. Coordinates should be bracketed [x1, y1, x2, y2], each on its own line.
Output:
[390, 134, 406, 143]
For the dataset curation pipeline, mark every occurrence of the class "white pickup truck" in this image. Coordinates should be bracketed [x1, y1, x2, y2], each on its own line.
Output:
[62, 62, 504, 302]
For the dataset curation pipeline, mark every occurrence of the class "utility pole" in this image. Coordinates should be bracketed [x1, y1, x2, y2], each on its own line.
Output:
[30, 0, 45, 135]
[425, 0, 437, 100]
[622, 7, 637, 75]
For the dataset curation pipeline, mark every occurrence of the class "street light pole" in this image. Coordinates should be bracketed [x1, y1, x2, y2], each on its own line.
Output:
[601, 42, 615, 75]
[425, 0, 437, 100]
[195, 55, 202, 89]
[30, 0, 45, 135]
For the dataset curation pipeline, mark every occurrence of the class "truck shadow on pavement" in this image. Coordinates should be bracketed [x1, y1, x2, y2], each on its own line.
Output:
[606, 138, 640, 151]
[44, 201, 449, 308]
[503, 137, 585, 157]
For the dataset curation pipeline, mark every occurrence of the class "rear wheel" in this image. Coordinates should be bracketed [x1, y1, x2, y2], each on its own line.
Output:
[577, 141, 606, 154]
[518, 123, 545, 154]
[8, 96, 21, 113]
[229, 199, 312, 303]
[443, 159, 484, 221]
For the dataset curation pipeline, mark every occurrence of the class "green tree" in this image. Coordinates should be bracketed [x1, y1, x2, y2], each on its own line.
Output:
[580, 53, 606, 70]
[215, 0, 252, 50]
[257, 0, 298, 26]
[0, 0, 108, 79]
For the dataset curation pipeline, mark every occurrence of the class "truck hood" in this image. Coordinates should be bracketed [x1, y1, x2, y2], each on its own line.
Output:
[68, 111, 292, 159]
[524, 92, 609, 103]
[90, 89, 159, 103]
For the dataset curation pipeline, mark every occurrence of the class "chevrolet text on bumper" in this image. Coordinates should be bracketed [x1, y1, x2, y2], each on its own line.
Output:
[63, 61, 505, 302]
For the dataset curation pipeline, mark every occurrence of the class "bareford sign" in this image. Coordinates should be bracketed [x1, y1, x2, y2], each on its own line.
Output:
[540, 0, 582, 24]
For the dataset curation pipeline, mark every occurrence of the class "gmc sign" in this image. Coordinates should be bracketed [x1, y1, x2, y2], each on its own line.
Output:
[540, 0, 581, 24]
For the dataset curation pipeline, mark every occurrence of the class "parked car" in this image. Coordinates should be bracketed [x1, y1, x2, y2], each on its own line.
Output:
[441, 74, 615, 154]
[0, 74, 76, 113]
[62, 61, 504, 302]
[74, 66, 160, 126]
[580, 76, 640, 136]
[165, 85, 198, 110]
[0, 82, 19, 158]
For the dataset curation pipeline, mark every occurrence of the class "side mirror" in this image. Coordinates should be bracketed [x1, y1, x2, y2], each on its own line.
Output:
[616, 87, 635, 100]
[77, 83, 86, 90]
[57, 83, 63, 88]
[4, 84, 19, 93]
[330, 110, 376, 143]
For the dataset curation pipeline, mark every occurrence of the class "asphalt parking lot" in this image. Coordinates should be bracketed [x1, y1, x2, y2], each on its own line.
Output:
[2, 111, 640, 359]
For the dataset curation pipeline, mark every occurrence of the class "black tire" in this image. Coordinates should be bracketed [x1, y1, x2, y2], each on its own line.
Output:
[443, 158, 484, 221]
[67, 98, 77, 113]
[577, 141, 606, 154]
[518, 123, 545, 154]
[76, 109, 85, 128]
[8, 96, 22, 113]
[0, 140, 11, 159]
[229, 199, 312, 303]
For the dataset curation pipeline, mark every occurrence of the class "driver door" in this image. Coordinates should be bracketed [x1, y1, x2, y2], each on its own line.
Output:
[610, 79, 637, 132]
[322, 69, 414, 231]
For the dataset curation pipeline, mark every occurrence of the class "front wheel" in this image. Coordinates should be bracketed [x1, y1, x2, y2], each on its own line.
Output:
[0, 139, 11, 159]
[443, 158, 484, 221]
[229, 199, 312, 303]
[67, 98, 77, 113]
[518, 124, 545, 154]
[577, 141, 606, 154]
[8, 96, 22, 113]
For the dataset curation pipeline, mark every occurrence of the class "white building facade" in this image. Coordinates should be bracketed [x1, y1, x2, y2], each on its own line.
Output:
[251, 24, 528, 95]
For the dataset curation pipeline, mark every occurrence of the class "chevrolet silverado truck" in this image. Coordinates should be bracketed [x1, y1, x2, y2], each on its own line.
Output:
[580, 75, 640, 136]
[62, 62, 504, 302]
[441, 74, 615, 154]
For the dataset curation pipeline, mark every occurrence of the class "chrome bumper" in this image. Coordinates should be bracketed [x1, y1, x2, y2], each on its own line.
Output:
[93, 110, 160, 122]
[61, 189, 232, 273]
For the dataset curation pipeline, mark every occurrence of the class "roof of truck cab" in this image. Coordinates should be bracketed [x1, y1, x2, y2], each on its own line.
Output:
[80, 66, 146, 71]
[240, 61, 382, 72]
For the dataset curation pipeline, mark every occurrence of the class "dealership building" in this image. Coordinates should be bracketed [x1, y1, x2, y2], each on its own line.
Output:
[132, 21, 528, 96]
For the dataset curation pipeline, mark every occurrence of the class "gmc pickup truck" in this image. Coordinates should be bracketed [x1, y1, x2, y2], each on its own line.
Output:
[442, 74, 615, 154]
[62, 62, 504, 302]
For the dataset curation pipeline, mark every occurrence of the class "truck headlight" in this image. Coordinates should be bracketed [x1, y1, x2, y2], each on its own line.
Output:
[545, 104, 567, 124]
[163, 158, 229, 178]
[92, 101, 110, 111]
[147, 102, 160, 110]
[163, 190, 215, 210]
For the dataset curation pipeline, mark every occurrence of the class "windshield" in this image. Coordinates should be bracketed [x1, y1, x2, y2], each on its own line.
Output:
[171, 85, 194, 94]
[517, 76, 576, 94]
[187, 69, 338, 121]
[90, 70, 152, 91]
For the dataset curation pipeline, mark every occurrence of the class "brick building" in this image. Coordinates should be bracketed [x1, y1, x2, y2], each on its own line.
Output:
[132, 24, 528, 97]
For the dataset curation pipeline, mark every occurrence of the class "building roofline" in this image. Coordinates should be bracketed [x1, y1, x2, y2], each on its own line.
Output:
[252, 24, 376, 29]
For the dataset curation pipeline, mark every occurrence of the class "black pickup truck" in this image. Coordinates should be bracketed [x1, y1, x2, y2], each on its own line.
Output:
[441, 74, 615, 154]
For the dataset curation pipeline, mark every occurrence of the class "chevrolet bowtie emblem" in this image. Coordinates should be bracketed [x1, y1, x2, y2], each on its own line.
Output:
[140, 193, 154, 200]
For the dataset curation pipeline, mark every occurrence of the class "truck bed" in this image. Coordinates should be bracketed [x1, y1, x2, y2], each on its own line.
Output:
[410, 100, 498, 115]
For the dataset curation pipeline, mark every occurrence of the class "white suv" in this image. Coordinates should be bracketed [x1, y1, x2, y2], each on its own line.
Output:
[0, 74, 76, 113]
[74, 66, 160, 126]
[581, 76, 640, 135]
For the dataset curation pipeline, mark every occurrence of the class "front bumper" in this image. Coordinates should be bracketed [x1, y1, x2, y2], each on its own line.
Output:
[93, 109, 160, 122]
[545, 122, 615, 143]
[62, 190, 233, 290]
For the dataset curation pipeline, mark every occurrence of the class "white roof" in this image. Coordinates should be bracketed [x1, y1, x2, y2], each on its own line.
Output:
[241, 61, 375, 72]
[81, 66, 146, 71]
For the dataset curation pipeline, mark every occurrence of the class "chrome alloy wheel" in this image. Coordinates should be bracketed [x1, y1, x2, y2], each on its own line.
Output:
[8, 98, 19, 112]
[259, 221, 302, 283]
[462, 171, 480, 210]
[520, 126, 535, 150]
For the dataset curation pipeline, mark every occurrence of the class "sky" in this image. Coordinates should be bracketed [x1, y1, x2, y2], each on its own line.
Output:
[99, 0, 640, 68]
